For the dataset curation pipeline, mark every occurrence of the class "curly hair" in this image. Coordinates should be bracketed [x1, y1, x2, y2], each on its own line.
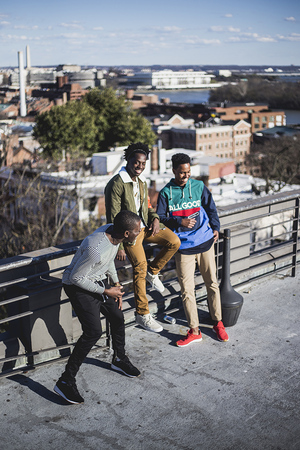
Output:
[113, 210, 140, 233]
[124, 142, 150, 161]
[171, 153, 191, 170]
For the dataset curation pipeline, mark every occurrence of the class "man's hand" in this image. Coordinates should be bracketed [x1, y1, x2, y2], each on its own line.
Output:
[213, 230, 219, 243]
[181, 217, 196, 229]
[116, 249, 127, 261]
[148, 217, 160, 236]
[104, 286, 124, 310]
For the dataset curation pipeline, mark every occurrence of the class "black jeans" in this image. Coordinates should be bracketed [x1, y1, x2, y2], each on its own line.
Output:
[61, 284, 125, 382]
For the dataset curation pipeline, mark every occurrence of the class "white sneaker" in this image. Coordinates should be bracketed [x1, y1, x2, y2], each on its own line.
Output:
[146, 272, 165, 293]
[136, 313, 163, 333]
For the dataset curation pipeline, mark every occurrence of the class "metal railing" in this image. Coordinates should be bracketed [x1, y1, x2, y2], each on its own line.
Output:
[0, 189, 299, 377]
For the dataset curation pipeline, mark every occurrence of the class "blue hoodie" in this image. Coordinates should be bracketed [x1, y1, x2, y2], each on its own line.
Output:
[157, 178, 220, 254]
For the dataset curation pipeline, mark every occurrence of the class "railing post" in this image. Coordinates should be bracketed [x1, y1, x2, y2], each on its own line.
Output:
[292, 196, 299, 277]
[219, 229, 244, 327]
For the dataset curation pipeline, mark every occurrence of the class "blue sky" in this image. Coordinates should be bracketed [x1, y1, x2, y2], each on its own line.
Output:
[0, 0, 299, 67]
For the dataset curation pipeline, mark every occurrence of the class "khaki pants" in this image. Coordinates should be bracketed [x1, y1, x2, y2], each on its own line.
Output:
[175, 244, 222, 329]
[124, 228, 181, 315]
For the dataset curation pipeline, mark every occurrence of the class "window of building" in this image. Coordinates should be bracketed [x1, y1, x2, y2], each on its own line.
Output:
[209, 133, 212, 138]
[254, 124, 259, 128]
[262, 116, 267, 122]
[269, 116, 274, 122]
[216, 133, 219, 137]
[216, 143, 219, 148]
[254, 117, 260, 123]
[208, 144, 212, 150]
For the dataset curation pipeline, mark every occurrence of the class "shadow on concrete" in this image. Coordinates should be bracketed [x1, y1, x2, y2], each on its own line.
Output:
[7, 374, 69, 405]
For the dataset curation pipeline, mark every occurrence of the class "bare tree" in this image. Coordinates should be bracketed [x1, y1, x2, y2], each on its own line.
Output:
[0, 167, 88, 259]
[246, 136, 300, 193]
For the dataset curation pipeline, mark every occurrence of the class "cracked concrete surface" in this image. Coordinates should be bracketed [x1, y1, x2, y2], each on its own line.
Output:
[0, 273, 299, 450]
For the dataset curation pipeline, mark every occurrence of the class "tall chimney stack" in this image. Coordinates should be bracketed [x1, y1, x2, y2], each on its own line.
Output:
[18, 51, 27, 117]
[26, 45, 31, 70]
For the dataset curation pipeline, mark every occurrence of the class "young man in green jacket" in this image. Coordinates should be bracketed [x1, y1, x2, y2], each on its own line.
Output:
[105, 143, 180, 333]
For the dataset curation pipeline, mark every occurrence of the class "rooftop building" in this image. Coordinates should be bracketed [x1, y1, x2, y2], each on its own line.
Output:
[127, 70, 215, 90]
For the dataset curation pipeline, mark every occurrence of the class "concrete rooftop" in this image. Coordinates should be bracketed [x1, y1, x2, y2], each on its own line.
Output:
[0, 273, 299, 450]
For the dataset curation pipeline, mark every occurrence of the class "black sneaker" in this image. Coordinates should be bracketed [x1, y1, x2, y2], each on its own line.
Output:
[54, 378, 84, 405]
[111, 356, 141, 378]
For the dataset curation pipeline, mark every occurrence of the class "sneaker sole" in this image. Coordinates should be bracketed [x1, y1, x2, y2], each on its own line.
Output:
[212, 329, 229, 342]
[176, 337, 203, 347]
[147, 285, 165, 294]
[111, 363, 140, 378]
[136, 322, 163, 333]
[53, 385, 83, 405]
[145, 277, 165, 294]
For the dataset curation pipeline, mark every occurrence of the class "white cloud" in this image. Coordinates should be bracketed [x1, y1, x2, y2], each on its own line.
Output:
[226, 32, 276, 43]
[163, 26, 182, 32]
[210, 26, 240, 33]
[224, 14, 233, 18]
[185, 37, 221, 45]
[227, 36, 241, 42]
[256, 36, 276, 42]
[93, 26, 103, 31]
[0, 20, 10, 26]
[60, 22, 84, 30]
[277, 33, 300, 41]
[14, 25, 39, 30]
[210, 26, 224, 32]
[153, 26, 182, 33]
[58, 32, 95, 39]
[285, 17, 296, 22]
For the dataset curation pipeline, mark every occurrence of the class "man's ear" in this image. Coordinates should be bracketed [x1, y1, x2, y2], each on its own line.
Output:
[123, 230, 130, 239]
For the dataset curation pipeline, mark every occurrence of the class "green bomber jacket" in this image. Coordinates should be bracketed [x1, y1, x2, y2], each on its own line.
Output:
[104, 167, 163, 250]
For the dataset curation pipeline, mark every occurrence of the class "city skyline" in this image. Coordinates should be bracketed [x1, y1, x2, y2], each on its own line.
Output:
[0, 0, 299, 68]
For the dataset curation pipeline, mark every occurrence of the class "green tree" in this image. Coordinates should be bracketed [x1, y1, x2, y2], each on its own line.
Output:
[34, 88, 156, 160]
[83, 87, 156, 150]
[33, 101, 99, 159]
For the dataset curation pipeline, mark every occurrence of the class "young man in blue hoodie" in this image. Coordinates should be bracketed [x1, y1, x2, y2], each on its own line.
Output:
[156, 153, 228, 346]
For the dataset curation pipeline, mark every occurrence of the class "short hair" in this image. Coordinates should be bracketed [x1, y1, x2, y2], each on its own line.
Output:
[113, 210, 140, 233]
[171, 153, 191, 170]
[124, 142, 150, 161]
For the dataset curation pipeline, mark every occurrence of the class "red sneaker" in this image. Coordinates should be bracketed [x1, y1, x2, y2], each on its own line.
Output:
[213, 321, 229, 342]
[176, 329, 202, 347]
